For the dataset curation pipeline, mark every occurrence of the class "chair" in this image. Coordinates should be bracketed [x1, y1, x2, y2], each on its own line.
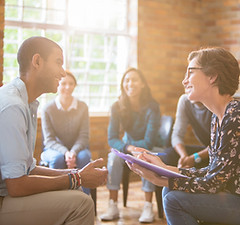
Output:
[122, 115, 174, 218]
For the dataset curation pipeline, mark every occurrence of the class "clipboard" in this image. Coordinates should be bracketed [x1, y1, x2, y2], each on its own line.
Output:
[111, 148, 188, 178]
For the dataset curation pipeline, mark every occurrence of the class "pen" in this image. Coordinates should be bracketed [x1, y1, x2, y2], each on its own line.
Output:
[132, 151, 166, 156]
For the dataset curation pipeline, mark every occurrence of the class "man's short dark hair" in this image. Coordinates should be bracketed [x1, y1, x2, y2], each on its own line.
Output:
[17, 36, 62, 75]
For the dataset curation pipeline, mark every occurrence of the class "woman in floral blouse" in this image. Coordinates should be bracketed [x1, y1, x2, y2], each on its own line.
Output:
[128, 47, 240, 225]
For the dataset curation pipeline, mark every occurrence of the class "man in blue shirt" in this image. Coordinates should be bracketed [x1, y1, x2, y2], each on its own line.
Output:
[0, 36, 108, 225]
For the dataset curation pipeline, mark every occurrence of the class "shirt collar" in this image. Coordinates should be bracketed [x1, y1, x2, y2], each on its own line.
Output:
[55, 96, 78, 112]
[13, 77, 39, 108]
[12, 77, 29, 105]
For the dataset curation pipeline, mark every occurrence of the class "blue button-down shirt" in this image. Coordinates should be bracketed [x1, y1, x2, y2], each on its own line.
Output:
[0, 78, 38, 196]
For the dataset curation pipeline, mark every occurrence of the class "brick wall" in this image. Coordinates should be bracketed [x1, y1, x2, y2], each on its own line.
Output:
[138, 0, 240, 144]
[138, 0, 203, 117]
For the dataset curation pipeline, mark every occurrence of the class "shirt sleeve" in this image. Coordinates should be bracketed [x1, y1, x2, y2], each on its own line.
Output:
[108, 103, 127, 152]
[0, 105, 34, 180]
[171, 94, 190, 147]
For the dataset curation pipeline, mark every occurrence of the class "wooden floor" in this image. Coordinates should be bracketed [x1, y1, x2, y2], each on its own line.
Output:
[95, 180, 167, 225]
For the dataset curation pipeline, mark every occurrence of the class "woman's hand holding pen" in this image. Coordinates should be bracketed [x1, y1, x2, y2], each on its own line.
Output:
[131, 148, 171, 171]
[139, 151, 166, 168]
[127, 146, 151, 157]
[130, 146, 166, 158]
[127, 146, 168, 169]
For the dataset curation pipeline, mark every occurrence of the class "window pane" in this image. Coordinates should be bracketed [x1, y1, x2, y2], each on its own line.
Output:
[4, 27, 18, 40]
[24, 0, 43, 7]
[5, 5, 19, 20]
[22, 28, 42, 39]
[46, 9, 65, 25]
[23, 8, 43, 22]
[68, 0, 127, 31]
[4, 43, 18, 54]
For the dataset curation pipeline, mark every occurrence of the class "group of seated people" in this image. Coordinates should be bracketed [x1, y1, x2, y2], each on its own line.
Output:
[0, 36, 239, 225]
[40, 66, 213, 223]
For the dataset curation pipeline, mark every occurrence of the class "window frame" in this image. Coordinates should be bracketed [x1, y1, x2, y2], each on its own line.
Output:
[3, 0, 137, 114]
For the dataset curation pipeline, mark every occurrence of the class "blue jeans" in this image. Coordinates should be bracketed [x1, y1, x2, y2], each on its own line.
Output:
[162, 187, 240, 225]
[41, 148, 91, 195]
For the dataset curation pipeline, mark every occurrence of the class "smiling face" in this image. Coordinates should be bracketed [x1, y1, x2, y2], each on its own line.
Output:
[122, 70, 145, 99]
[182, 58, 212, 102]
[39, 47, 66, 94]
[58, 73, 76, 97]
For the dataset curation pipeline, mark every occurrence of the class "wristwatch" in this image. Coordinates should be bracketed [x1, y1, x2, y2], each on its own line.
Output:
[193, 152, 202, 163]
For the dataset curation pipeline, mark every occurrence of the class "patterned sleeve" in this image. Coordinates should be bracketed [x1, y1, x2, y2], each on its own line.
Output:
[169, 101, 240, 194]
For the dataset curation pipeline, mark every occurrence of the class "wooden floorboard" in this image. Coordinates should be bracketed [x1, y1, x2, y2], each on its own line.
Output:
[95, 180, 167, 225]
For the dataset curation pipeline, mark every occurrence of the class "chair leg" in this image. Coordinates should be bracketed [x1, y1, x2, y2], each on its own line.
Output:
[155, 186, 164, 218]
[122, 164, 130, 207]
[90, 188, 97, 216]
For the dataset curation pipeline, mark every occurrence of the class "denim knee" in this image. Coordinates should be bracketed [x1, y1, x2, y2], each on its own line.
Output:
[42, 150, 66, 169]
[107, 152, 124, 190]
[76, 149, 91, 169]
[141, 177, 155, 192]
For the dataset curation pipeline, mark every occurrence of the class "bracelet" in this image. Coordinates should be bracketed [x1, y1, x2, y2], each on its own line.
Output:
[193, 152, 202, 163]
[68, 170, 82, 190]
[68, 173, 74, 189]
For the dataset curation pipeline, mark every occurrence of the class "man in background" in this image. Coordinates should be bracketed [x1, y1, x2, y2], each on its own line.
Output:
[161, 93, 212, 168]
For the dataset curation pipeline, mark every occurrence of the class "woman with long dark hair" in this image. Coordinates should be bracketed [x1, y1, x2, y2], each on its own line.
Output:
[100, 68, 161, 223]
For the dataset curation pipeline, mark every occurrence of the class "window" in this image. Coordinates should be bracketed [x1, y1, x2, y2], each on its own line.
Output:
[4, 0, 137, 113]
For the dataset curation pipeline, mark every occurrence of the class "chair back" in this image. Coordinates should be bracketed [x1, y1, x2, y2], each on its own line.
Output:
[158, 115, 174, 148]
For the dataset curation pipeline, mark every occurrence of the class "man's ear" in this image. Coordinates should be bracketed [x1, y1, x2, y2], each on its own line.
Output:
[32, 54, 42, 69]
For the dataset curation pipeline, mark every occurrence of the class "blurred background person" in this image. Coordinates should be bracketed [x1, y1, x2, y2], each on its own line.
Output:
[100, 68, 161, 223]
[161, 93, 212, 168]
[41, 70, 91, 194]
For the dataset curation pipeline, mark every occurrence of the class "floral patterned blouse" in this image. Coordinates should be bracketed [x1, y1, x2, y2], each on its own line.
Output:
[169, 100, 240, 195]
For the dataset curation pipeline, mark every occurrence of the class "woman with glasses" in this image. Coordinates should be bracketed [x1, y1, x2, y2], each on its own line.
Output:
[127, 47, 240, 225]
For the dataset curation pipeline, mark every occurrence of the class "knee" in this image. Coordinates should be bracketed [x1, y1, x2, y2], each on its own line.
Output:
[77, 149, 91, 167]
[76, 192, 94, 212]
[66, 191, 95, 221]
[163, 191, 179, 213]
[49, 153, 65, 169]
[107, 152, 123, 169]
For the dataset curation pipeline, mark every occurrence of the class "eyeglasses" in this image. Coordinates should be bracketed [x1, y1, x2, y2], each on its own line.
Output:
[185, 67, 203, 79]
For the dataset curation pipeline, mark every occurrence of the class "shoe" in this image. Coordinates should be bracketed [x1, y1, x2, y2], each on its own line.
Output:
[139, 201, 155, 223]
[100, 199, 119, 221]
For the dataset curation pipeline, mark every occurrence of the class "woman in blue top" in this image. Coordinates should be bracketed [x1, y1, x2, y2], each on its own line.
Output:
[100, 68, 160, 223]
[128, 47, 240, 225]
